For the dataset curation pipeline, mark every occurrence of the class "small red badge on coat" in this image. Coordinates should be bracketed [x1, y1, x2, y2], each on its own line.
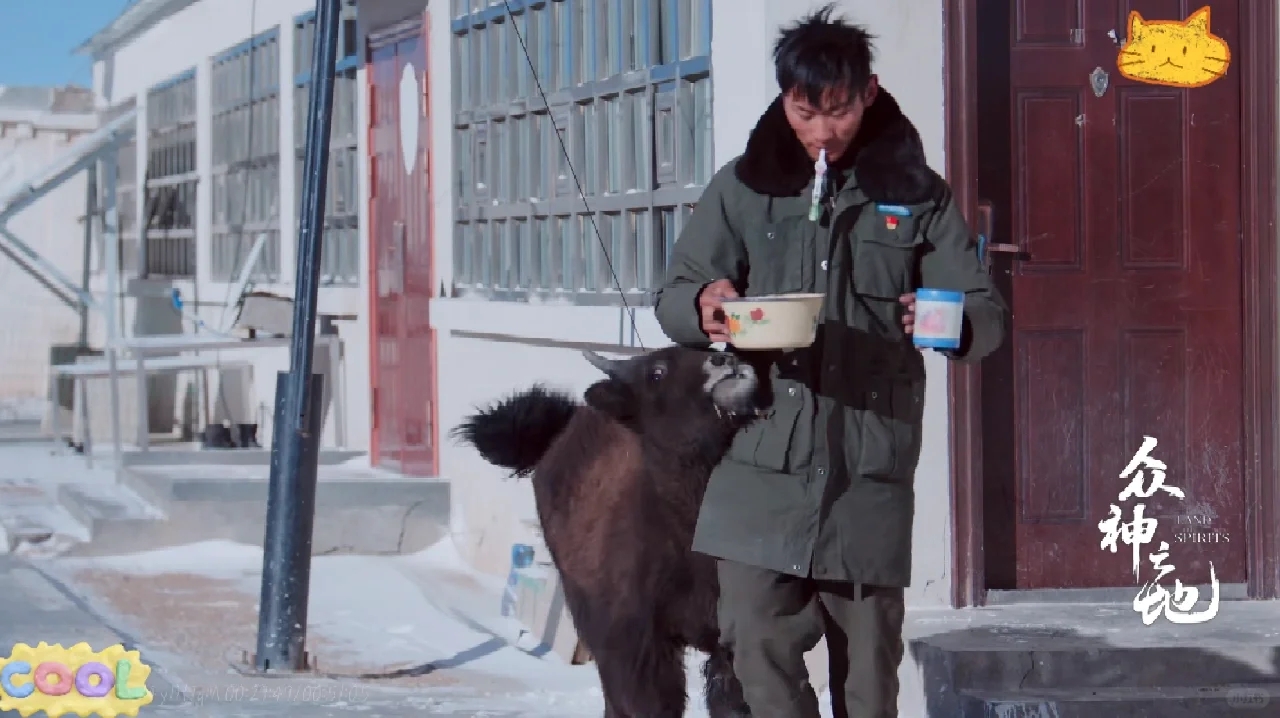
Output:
[885, 216, 899, 230]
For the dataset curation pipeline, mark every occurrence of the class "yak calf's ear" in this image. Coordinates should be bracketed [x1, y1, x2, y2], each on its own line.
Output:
[584, 379, 636, 423]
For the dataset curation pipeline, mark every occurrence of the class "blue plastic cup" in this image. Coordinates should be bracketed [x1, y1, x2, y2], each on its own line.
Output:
[912, 288, 965, 350]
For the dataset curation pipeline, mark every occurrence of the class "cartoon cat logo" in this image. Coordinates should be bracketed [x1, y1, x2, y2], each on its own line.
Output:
[1116, 6, 1231, 89]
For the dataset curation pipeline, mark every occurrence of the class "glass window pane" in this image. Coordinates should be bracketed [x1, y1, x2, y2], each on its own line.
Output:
[693, 76, 713, 183]
[629, 208, 651, 289]
[603, 95, 622, 194]
[572, 102, 589, 195]
[659, 206, 676, 272]
[692, 0, 710, 57]
[493, 119, 509, 200]
[454, 222, 470, 284]
[610, 211, 631, 291]
[677, 0, 691, 59]
[551, 215, 569, 290]
[522, 215, 537, 287]
[535, 6, 555, 93]
[553, 109, 570, 196]
[583, 101, 599, 195]
[626, 0, 644, 71]
[455, 126, 472, 201]
[576, 213, 594, 290]
[512, 114, 527, 198]
[495, 219, 510, 288]
[495, 19, 509, 103]
[524, 10, 541, 101]
[576, 0, 591, 83]
[629, 91, 649, 191]
[660, 0, 678, 65]
[591, 212, 611, 291]
[554, 0, 570, 91]
[530, 113, 546, 198]
[474, 123, 489, 196]
[454, 32, 469, 108]
[471, 25, 484, 105]
[606, 0, 622, 77]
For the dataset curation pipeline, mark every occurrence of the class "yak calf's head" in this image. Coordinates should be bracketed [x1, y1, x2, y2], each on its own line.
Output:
[580, 347, 764, 437]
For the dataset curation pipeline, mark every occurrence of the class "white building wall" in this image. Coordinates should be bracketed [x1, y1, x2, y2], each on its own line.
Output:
[430, 0, 956, 609]
[86, 0, 955, 618]
[88, 0, 371, 454]
[0, 113, 97, 417]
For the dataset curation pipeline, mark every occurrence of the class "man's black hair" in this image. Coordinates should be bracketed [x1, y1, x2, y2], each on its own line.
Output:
[773, 3, 876, 108]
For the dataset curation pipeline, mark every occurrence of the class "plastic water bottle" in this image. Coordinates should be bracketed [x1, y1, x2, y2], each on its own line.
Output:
[501, 543, 535, 617]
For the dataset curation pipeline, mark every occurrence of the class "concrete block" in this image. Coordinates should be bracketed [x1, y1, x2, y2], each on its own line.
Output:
[510, 564, 587, 664]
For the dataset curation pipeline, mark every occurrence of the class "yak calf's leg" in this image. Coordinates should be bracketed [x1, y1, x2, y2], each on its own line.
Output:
[592, 650, 633, 718]
[593, 638, 688, 717]
[704, 644, 752, 718]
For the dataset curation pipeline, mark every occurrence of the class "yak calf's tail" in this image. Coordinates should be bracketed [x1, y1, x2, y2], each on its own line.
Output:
[451, 384, 579, 477]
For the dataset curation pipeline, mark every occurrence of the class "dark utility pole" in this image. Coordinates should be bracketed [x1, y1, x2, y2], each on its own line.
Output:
[253, 0, 341, 673]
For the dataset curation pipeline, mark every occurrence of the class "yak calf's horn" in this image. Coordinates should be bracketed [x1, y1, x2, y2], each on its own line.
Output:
[582, 350, 619, 376]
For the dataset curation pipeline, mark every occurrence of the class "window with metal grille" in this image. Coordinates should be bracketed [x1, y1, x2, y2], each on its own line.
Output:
[451, 0, 713, 305]
[211, 29, 282, 283]
[293, 0, 361, 286]
[143, 70, 197, 277]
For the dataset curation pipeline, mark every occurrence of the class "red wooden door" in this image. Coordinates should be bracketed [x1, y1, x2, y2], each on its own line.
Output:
[368, 16, 437, 476]
[980, 0, 1246, 589]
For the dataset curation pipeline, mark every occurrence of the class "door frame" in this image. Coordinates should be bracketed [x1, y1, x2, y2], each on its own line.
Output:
[365, 11, 439, 474]
[942, 0, 1280, 607]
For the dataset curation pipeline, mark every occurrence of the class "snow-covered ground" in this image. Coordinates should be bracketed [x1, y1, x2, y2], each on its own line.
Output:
[0, 437, 116, 484]
[52, 536, 838, 716]
[0, 435, 836, 715]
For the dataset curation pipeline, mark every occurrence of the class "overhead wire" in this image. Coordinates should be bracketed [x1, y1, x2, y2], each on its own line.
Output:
[204, 0, 263, 436]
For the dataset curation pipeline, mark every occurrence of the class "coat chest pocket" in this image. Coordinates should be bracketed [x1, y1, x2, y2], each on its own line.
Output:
[743, 216, 817, 295]
[852, 207, 924, 299]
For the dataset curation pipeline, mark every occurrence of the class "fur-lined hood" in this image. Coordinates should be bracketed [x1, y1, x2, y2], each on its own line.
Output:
[732, 87, 941, 205]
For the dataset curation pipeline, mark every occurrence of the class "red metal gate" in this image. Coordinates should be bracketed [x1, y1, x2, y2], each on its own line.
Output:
[367, 15, 437, 476]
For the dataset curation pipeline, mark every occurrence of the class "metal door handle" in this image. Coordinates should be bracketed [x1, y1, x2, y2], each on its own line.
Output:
[975, 200, 1029, 263]
[985, 242, 1022, 254]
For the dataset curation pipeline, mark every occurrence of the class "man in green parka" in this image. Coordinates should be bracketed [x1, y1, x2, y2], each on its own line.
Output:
[654, 6, 1008, 717]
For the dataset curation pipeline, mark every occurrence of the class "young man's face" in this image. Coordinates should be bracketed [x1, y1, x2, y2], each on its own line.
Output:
[782, 75, 879, 164]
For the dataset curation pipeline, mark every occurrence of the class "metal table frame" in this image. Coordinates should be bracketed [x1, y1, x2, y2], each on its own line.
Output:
[52, 333, 347, 467]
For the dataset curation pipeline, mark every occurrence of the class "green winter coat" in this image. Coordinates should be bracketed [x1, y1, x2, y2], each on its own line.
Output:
[654, 89, 1008, 587]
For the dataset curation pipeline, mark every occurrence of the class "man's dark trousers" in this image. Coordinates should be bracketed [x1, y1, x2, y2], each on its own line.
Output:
[717, 558, 906, 718]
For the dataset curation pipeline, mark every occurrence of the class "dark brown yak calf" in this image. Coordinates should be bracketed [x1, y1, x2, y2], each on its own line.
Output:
[453, 347, 764, 717]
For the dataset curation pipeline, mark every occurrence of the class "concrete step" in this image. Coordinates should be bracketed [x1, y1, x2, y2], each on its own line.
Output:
[908, 618, 1280, 716]
[115, 465, 452, 556]
[120, 447, 366, 468]
[917, 642, 1280, 692]
[958, 684, 1279, 717]
[0, 480, 89, 557]
[55, 481, 167, 557]
[0, 419, 46, 443]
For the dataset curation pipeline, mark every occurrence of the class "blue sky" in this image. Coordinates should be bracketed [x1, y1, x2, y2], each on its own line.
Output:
[0, 0, 132, 87]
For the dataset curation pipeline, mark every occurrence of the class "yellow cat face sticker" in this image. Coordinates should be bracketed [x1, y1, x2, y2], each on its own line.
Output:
[1116, 6, 1231, 89]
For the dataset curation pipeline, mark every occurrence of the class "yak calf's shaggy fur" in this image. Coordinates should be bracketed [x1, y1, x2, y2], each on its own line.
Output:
[453, 347, 765, 717]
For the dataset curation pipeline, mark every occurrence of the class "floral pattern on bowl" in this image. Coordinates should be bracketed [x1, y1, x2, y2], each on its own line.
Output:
[727, 307, 770, 337]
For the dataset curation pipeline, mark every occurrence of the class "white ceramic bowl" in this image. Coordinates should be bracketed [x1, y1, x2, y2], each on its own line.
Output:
[721, 293, 825, 350]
